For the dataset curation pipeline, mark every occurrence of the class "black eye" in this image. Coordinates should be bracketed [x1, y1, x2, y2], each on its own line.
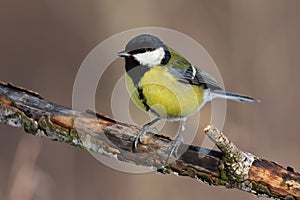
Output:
[145, 48, 155, 51]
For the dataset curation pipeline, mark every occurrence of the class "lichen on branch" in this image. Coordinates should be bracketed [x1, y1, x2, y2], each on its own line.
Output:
[0, 81, 299, 200]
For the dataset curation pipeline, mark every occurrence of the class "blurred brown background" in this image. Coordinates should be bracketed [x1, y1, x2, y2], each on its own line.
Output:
[1, 0, 300, 200]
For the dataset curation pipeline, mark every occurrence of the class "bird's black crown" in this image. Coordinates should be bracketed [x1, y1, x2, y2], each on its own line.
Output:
[125, 34, 166, 54]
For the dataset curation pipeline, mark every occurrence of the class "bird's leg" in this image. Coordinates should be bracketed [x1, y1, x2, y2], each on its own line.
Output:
[134, 118, 160, 150]
[166, 119, 186, 163]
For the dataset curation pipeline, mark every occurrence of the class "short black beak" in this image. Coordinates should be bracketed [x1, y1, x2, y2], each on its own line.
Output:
[117, 50, 130, 57]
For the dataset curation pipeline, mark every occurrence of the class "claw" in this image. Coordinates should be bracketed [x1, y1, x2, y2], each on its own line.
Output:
[165, 119, 186, 164]
[133, 129, 146, 150]
[166, 133, 183, 163]
[133, 118, 161, 151]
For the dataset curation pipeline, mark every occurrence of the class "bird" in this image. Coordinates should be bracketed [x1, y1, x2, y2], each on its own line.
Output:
[118, 34, 259, 158]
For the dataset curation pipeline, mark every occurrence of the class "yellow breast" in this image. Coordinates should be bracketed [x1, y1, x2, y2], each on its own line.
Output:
[126, 66, 204, 119]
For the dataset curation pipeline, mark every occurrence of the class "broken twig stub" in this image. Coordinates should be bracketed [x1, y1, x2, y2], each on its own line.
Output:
[0, 81, 299, 199]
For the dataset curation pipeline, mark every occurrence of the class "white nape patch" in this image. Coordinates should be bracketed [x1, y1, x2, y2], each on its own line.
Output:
[133, 47, 165, 67]
[191, 65, 196, 79]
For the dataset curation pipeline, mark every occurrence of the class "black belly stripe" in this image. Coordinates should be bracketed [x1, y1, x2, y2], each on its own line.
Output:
[137, 87, 150, 111]
[137, 86, 161, 117]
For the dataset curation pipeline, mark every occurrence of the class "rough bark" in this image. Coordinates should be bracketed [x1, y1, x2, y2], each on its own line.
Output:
[0, 81, 299, 199]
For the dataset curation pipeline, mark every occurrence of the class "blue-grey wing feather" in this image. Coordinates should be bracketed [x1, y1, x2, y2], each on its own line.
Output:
[167, 65, 222, 90]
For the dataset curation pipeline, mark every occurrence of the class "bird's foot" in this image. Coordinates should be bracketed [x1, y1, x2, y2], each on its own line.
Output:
[133, 118, 160, 150]
[166, 134, 184, 164]
[133, 125, 158, 150]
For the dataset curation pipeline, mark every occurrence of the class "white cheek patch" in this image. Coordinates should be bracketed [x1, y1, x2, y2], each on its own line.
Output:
[133, 47, 165, 67]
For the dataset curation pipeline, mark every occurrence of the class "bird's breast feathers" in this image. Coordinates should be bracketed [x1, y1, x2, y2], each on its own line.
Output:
[126, 66, 204, 119]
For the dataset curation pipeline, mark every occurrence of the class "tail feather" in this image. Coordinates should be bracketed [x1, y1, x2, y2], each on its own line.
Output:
[211, 90, 260, 103]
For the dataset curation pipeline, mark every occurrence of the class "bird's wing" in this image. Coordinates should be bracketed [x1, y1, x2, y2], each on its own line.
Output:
[168, 65, 223, 90]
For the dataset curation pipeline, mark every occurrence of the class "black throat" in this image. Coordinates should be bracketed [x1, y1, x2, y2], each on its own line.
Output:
[125, 57, 150, 86]
[124, 47, 171, 86]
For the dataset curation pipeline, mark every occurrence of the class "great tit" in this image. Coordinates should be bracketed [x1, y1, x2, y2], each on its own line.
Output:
[118, 34, 259, 157]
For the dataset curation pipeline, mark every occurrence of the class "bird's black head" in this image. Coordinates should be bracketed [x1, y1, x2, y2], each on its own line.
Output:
[118, 34, 171, 67]
[125, 34, 165, 54]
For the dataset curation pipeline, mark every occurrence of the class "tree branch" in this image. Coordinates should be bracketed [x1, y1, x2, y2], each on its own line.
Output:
[0, 81, 299, 200]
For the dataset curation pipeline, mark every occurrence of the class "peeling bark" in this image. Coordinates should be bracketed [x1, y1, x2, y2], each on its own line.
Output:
[0, 81, 299, 199]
